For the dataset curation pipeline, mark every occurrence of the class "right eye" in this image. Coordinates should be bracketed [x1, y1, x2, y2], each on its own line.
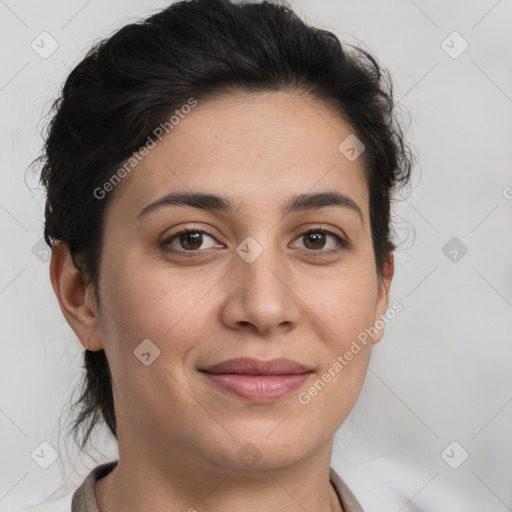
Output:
[161, 228, 224, 254]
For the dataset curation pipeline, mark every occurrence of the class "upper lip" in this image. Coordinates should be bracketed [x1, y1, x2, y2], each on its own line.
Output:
[201, 357, 312, 375]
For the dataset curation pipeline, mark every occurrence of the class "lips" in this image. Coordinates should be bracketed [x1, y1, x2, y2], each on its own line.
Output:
[201, 357, 312, 375]
[199, 358, 313, 402]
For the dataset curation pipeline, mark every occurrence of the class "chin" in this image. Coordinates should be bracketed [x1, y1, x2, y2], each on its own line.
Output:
[204, 425, 313, 472]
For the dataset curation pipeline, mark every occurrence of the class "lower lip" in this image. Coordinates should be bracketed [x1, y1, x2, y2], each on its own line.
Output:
[201, 372, 312, 402]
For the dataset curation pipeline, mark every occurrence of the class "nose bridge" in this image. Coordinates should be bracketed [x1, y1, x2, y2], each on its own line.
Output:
[225, 232, 300, 333]
[236, 233, 286, 297]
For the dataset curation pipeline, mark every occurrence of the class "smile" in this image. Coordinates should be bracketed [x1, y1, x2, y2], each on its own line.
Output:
[200, 372, 312, 402]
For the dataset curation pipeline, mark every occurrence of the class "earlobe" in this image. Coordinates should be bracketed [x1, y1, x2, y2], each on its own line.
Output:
[49, 241, 104, 351]
[371, 252, 395, 345]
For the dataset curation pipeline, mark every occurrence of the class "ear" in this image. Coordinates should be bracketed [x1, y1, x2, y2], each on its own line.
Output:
[371, 251, 394, 344]
[49, 241, 104, 351]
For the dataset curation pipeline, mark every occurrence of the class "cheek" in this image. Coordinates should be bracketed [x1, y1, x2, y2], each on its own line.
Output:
[302, 265, 379, 348]
[97, 249, 216, 383]
[296, 264, 378, 406]
[97, 259, 209, 430]
[101, 246, 212, 332]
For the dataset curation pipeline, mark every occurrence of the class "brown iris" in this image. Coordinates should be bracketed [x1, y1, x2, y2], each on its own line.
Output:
[179, 232, 203, 250]
[303, 231, 327, 250]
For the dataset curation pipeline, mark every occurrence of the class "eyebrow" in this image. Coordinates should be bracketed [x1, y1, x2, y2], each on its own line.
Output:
[136, 190, 363, 223]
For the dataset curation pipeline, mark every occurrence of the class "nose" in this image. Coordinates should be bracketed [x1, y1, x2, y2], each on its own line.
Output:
[219, 241, 301, 336]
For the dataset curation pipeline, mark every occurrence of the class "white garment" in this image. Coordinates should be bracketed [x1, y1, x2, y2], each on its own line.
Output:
[339, 456, 476, 511]
[12, 494, 72, 512]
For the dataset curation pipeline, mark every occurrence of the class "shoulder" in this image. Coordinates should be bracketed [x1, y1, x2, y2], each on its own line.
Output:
[12, 461, 118, 512]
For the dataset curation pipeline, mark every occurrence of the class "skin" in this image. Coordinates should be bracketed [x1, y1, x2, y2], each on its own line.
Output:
[50, 90, 393, 512]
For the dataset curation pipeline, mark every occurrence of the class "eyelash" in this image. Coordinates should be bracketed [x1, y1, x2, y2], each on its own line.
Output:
[161, 226, 348, 257]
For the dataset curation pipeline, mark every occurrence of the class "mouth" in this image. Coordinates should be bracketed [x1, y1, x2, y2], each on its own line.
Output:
[199, 357, 313, 402]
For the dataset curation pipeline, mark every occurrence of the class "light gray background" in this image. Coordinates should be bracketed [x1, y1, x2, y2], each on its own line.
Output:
[1, 0, 511, 510]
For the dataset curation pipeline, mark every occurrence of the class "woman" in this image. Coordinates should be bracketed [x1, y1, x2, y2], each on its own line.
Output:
[36, 0, 413, 510]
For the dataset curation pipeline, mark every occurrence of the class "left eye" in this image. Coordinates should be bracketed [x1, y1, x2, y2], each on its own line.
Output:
[293, 229, 345, 252]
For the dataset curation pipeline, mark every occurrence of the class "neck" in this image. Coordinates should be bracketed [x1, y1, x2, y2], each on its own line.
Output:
[95, 437, 343, 512]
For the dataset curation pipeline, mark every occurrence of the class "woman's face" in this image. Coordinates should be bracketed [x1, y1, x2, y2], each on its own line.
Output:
[75, 90, 393, 472]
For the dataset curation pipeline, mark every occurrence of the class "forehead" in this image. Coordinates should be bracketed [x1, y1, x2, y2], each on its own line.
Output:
[105, 90, 369, 224]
